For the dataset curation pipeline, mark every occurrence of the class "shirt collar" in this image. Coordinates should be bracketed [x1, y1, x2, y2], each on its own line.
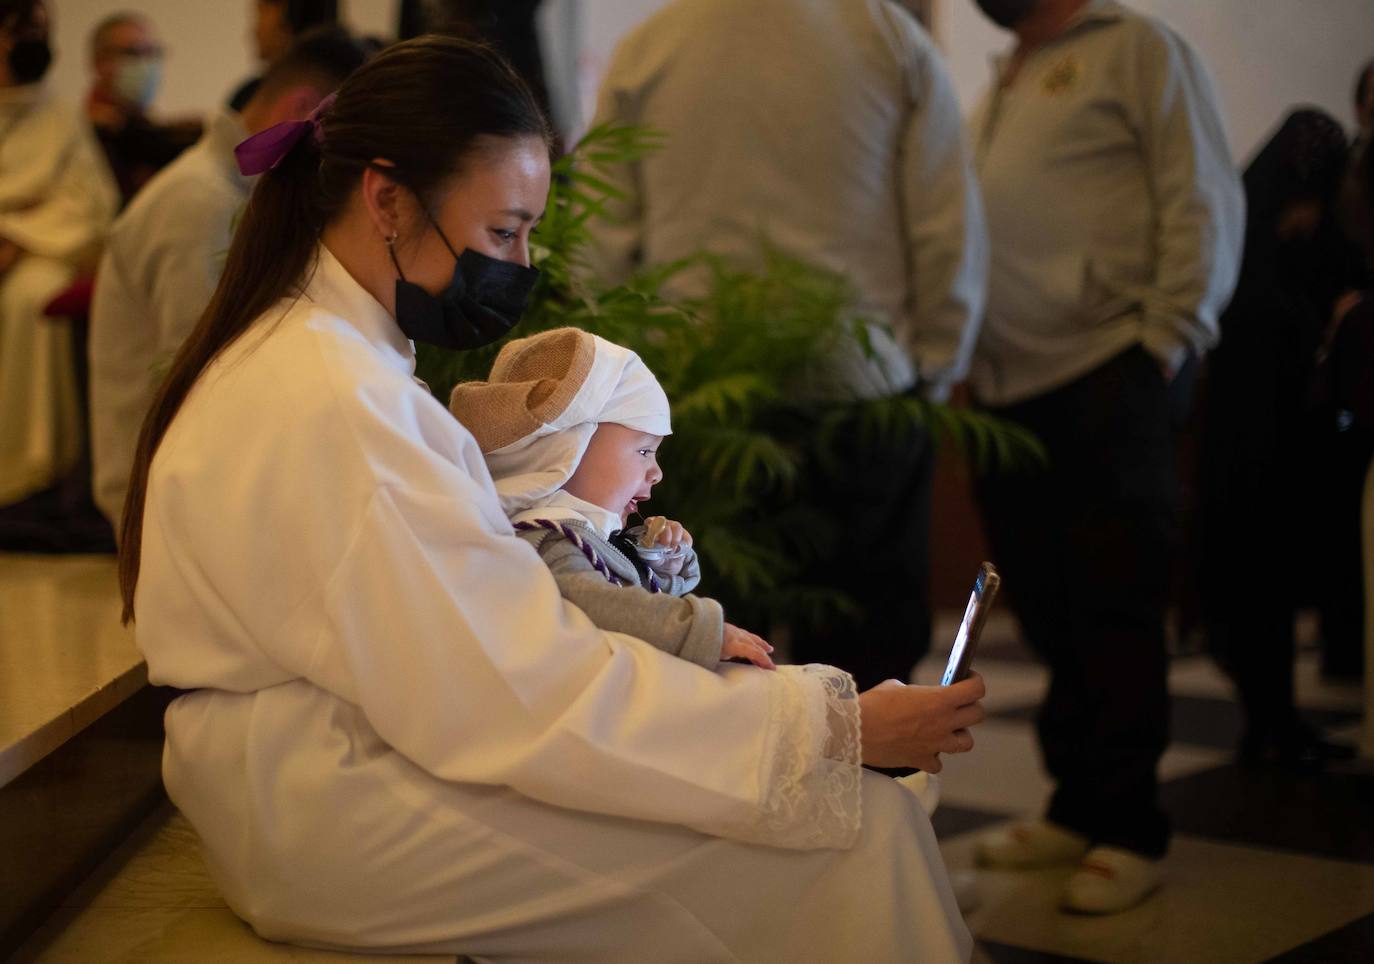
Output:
[204, 107, 254, 195]
[511, 490, 623, 540]
[989, 0, 1125, 76]
[1071, 0, 1126, 28]
[303, 243, 417, 377]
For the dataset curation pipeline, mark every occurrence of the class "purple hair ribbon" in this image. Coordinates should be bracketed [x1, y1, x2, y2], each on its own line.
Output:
[234, 92, 337, 176]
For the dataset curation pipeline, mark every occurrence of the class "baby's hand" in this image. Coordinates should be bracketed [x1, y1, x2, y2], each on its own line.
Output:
[640, 516, 692, 576]
[722, 622, 776, 670]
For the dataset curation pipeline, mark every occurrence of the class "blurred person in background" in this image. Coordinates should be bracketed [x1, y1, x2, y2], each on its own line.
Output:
[583, 0, 987, 694]
[399, 0, 558, 149]
[1199, 108, 1358, 768]
[0, 0, 118, 516]
[1339, 59, 1374, 283]
[1353, 60, 1374, 147]
[85, 11, 199, 206]
[1316, 141, 1374, 658]
[1311, 73, 1374, 685]
[228, 0, 338, 111]
[90, 26, 367, 533]
[967, 0, 1244, 914]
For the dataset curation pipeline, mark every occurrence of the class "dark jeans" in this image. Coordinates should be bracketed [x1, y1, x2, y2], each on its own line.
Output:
[975, 346, 1175, 857]
[790, 417, 935, 693]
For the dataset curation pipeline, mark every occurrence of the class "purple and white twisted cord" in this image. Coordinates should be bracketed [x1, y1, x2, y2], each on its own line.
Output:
[515, 519, 662, 593]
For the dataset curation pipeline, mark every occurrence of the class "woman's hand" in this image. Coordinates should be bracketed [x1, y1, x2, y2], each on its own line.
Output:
[722, 622, 775, 669]
[640, 516, 692, 576]
[857, 675, 986, 771]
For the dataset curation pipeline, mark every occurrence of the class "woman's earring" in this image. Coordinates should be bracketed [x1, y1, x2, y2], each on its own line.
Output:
[384, 232, 398, 247]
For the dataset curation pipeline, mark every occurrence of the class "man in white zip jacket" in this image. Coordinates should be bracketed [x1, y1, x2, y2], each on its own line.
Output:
[966, 0, 1244, 914]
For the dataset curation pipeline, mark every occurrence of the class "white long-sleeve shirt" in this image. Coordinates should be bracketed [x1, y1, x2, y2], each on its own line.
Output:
[0, 85, 116, 264]
[135, 246, 867, 940]
[585, 0, 987, 400]
[0, 84, 118, 503]
[89, 108, 253, 528]
[968, 0, 1245, 406]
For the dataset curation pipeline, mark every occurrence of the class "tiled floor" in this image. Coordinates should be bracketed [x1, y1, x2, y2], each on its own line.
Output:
[923, 612, 1374, 964]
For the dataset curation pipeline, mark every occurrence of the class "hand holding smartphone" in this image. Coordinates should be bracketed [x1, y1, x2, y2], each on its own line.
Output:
[941, 562, 1001, 686]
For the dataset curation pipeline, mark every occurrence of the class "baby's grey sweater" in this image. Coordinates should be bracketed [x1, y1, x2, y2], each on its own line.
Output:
[517, 520, 724, 668]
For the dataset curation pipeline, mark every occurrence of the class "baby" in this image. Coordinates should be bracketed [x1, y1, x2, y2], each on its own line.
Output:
[448, 327, 775, 670]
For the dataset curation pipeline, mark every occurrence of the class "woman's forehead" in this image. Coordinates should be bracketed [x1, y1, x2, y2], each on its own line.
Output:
[440, 137, 550, 211]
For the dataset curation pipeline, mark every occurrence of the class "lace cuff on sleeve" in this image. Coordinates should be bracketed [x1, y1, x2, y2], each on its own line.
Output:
[690, 663, 862, 850]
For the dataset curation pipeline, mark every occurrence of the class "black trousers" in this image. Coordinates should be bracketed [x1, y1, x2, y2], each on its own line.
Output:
[790, 418, 935, 693]
[1198, 360, 1306, 744]
[975, 346, 1175, 857]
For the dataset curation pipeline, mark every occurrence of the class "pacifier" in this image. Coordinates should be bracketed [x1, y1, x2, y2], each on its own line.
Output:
[625, 516, 683, 564]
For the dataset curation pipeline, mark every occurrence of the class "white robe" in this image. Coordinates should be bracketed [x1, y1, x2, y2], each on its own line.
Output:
[0, 85, 118, 504]
[135, 245, 971, 961]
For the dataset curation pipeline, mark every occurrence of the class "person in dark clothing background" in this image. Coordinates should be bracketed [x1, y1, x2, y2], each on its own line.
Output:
[86, 12, 198, 206]
[228, 0, 338, 111]
[1311, 103, 1374, 687]
[1199, 108, 1359, 769]
[398, 0, 555, 147]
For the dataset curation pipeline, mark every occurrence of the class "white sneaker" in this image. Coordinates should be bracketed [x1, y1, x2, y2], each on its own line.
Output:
[975, 820, 1089, 869]
[1061, 846, 1162, 914]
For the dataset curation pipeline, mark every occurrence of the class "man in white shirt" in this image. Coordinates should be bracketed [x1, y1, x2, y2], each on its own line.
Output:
[585, 0, 987, 691]
[89, 27, 366, 531]
[966, 0, 1244, 913]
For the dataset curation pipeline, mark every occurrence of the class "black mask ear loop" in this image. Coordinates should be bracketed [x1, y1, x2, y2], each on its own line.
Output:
[422, 206, 465, 263]
[386, 204, 463, 279]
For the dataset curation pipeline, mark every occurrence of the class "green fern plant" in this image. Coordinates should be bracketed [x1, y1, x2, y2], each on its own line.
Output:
[416, 123, 1043, 629]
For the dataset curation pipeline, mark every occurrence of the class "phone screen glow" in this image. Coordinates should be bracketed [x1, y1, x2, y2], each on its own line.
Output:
[941, 576, 983, 686]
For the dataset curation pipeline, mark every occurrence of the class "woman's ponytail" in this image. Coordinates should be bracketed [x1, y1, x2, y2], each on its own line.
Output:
[117, 138, 327, 621]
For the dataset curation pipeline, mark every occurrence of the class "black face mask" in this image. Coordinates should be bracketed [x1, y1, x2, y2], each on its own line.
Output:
[8, 35, 52, 85]
[974, 0, 1038, 29]
[389, 218, 539, 351]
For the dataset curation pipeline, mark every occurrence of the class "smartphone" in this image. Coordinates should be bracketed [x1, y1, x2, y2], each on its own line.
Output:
[940, 562, 1001, 686]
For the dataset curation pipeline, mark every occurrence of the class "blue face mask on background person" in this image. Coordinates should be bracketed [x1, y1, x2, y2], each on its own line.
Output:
[113, 56, 161, 110]
[389, 214, 539, 351]
[974, 0, 1038, 29]
[8, 34, 52, 84]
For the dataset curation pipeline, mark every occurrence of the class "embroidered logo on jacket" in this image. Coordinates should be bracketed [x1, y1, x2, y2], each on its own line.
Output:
[1042, 56, 1083, 96]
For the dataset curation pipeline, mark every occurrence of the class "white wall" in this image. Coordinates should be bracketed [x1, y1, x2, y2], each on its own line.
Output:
[935, 0, 1374, 164]
[567, 0, 1374, 163]
[42, 0, 1374, 162]
[45, 0, 399, 120]
[574, 0, 669, 133]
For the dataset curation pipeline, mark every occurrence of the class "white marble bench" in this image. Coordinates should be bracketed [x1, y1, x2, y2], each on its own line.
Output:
[0, 555, 144, 788]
